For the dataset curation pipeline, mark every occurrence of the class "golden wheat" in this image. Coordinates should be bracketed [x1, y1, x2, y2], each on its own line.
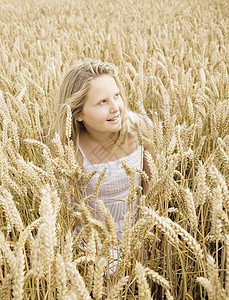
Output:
[0, 0, 229, 298]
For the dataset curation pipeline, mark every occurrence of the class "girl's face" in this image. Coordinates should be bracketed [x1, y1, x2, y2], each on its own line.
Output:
[77, 75, 124, 139]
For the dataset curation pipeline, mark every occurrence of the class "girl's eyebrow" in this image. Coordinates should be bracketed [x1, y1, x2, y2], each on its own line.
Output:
[96, 91, 119, 101]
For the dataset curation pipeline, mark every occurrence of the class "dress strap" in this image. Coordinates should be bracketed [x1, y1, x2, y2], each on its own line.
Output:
[78, 144, 87, 160]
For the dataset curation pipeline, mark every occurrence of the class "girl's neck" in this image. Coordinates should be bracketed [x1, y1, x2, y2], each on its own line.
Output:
[81, 128, 115, 148]
[78, 129, 136, 165]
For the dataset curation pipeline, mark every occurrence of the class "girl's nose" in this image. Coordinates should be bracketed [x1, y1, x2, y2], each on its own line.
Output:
[110, 99, 119, 113]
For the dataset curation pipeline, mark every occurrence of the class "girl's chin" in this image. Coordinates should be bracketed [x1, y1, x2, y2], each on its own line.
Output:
[109, 123, 122, 132]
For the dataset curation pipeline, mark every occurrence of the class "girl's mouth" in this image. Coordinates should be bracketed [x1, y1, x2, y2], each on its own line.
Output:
[107, 114, 120, 122]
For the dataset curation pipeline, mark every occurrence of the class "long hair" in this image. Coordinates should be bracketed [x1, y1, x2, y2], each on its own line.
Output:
[53, 59, 130, 151]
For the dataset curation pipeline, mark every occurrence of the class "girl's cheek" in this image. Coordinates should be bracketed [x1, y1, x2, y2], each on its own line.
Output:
[120, 99, 125, 109]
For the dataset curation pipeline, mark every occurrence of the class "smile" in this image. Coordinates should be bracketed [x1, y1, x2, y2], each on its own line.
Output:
[107, 114, 120, 122]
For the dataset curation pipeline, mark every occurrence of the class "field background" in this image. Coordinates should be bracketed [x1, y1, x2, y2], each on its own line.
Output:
[0, 0, 229, 299]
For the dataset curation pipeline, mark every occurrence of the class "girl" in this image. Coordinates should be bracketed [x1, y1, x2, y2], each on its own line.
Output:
[55, 59, 152, 241]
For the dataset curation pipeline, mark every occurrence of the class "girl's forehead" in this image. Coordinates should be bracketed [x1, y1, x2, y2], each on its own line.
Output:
[86, 75, 119, 102]
[91, 74, 116, 85]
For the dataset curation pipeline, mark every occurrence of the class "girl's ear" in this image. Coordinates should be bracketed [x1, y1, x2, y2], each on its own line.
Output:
[76, 114, 83, 122]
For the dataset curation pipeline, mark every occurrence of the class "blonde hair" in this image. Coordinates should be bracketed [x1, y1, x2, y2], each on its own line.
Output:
[54, 59, 130, 150]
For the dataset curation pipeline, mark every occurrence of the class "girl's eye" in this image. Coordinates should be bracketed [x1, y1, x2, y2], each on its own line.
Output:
[114, 92, 120, 98]
[98, 100, 106, 105]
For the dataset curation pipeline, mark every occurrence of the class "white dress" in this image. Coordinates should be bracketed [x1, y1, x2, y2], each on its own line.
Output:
[78, 111, 143, 240]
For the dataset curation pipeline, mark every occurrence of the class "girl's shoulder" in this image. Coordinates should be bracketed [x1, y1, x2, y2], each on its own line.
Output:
[127, 110, 154, 154]
[127, 110, 153, 133]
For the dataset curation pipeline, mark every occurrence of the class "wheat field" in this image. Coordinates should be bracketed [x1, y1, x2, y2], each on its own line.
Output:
[0, 0, 229, 299]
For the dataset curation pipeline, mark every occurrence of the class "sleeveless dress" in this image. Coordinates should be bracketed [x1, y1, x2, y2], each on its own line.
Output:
[78, 111, 143, 240]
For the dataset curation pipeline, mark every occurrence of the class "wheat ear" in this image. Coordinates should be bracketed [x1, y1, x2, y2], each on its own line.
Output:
[93, 256, 106, 300]
[0, 231, 16, 273]
[135, 261, 151, 300]
[107, 276, 129, 300]
[65, 262, 92, 300]
[0, 188, 23, 232]
[98, 200, 117, 245]
[55, 253, 67, 299]
[12, 246, 25, 300]
[146, 267, 173, 299]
